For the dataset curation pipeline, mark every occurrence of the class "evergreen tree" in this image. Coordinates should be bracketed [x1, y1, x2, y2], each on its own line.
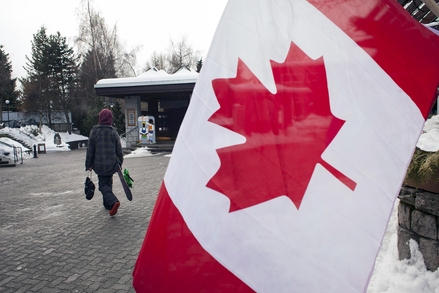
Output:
[83, 95, 105, 136]
[0, 45, 19, 120]
[21, 27, 53, 128]
[48, 32, 78, 134]
[22, 27, 79, 133]
[74, 48, 117, 136]
[111, 100, 125, 134]
[74, 50, 98, 135]
[21, 78, 42, 118]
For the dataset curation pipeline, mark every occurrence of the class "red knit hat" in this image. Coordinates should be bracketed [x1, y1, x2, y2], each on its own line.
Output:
[98, 109, 113, 125]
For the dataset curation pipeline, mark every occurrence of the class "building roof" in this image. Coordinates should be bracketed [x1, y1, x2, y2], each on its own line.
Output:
[94, 67, 199, 96]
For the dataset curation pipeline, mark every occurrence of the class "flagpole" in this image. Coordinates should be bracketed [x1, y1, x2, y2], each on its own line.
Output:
[419, 0, 439, 116]
[420, 0, 439, 19]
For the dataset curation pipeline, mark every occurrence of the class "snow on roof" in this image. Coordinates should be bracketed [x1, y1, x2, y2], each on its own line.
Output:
[94, 67, 199, 88]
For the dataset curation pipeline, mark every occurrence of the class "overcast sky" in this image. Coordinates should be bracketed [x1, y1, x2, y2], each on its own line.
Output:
[1, 0, 229, 80]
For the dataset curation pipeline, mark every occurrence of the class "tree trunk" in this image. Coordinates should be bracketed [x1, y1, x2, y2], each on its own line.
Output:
[39, 111, 43, 134]
[64, 110, 72, 134]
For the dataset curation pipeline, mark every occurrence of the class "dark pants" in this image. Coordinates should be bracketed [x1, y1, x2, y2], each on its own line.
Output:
[98, 175, 119, 210]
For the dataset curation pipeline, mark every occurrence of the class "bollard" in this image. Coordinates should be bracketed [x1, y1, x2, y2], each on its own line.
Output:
[33, 144, 38, 158]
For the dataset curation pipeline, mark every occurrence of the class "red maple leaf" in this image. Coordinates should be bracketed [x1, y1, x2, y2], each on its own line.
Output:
[207, 42, 356, 212]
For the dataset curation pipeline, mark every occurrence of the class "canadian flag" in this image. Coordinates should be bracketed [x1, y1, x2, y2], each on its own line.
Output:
[133, 0, 439, 292]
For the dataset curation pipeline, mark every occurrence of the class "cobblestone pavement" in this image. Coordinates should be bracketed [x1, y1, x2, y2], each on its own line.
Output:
[0, 149, 170, 292]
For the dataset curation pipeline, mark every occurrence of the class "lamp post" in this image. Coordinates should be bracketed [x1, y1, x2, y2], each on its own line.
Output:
[5, 100, 10, 127]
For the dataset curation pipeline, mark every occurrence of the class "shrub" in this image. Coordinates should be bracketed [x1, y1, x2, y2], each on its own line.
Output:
[406, 148, 439, 183]
[28, 127, 40, 137]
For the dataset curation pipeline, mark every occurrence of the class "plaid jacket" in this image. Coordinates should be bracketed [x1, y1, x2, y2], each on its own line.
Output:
[85, 125, 123, 176]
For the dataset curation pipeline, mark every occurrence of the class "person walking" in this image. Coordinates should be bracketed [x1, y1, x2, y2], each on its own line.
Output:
[85, 108, 123, 216]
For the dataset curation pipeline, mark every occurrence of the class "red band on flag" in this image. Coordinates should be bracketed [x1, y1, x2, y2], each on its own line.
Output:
[309, 0, 439, 118]
[132, 182, 255, 293]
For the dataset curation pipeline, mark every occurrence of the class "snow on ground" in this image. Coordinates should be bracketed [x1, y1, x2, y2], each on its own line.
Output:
[0, 125, 150, 161]
[417, 115, 439, 152]
[0, 125, 72, 161]
[0, 136, 31, 152]
[366, 200, 439, 293]
[124, 147, 155, 158]
[1, 117, 439, 292]
[0, 125, 71, 153]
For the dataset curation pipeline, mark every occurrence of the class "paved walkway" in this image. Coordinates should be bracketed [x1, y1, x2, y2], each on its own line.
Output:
[0, 149, 170, 292]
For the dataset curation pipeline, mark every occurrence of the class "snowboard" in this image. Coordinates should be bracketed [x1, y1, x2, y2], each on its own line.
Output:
[117, 166, 133, 201]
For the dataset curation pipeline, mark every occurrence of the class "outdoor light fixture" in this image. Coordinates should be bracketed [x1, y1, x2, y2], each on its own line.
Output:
[5, 99, 10, 125]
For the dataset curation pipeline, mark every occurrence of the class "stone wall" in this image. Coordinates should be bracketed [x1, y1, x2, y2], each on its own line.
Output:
[398, 186, 439, 271]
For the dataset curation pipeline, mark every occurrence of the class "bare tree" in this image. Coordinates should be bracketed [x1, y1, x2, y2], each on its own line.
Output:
[167, 35, 200, 73]
[75, 0, 138, 78]
[73, 0, 139, 135]
[144, 51, 168, 72]
[144, 36, 201, 74]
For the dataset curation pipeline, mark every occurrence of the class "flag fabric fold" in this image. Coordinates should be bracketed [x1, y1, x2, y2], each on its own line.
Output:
[133, 0, 439, 292]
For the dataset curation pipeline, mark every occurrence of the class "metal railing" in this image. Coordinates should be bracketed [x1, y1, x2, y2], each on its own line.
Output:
[120, 126, 139, 138]
[0, 141, 23, 164]
[17, 129, 38, 144]
[1, 129, 38, 150]
[13, 145, 23, 164]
